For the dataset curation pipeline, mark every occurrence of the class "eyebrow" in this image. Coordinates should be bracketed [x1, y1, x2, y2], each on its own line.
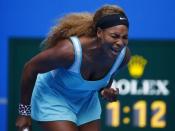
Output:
[109, 32, 128, 36]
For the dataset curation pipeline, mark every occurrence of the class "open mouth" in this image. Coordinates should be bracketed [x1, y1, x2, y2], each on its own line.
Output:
[111, 46, 121, 55]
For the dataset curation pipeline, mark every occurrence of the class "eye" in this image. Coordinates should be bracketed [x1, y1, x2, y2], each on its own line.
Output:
[110, 34, 120, 39]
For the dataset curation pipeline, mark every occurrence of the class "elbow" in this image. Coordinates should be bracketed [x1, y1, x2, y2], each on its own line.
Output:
[24, 61, 31, 68]
[23, 61, 38, 76]
[24, 61, 32, 71]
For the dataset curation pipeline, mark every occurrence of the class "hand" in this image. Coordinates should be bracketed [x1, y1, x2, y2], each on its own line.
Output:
[16, 115, 32, 131]
[100, 88, 119, 102]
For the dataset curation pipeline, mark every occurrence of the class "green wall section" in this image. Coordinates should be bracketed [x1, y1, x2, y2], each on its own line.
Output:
[9, 39, 175, 131]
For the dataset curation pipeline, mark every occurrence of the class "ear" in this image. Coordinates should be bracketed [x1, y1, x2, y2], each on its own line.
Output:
[96, 27, 103, 38]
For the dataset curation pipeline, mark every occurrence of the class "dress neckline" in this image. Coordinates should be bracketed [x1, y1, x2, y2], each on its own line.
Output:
[69, 36, 126, 83]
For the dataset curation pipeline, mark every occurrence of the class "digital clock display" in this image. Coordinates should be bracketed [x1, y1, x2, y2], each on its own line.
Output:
[106, 100, 166, 128]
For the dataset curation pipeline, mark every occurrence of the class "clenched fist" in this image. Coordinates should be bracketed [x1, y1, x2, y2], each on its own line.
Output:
[16, 115, 32, 131]
[100, 88, 119, 102]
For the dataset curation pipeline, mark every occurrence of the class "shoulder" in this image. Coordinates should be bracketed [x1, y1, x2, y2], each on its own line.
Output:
[48, 39, 75, 68]
[54, 39, 73, 51]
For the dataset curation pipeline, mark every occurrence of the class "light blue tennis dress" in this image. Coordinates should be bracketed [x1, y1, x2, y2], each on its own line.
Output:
[31, 36, 126, 126]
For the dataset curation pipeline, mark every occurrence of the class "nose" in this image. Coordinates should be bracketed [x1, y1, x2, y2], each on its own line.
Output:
[115, 39, 125, 48]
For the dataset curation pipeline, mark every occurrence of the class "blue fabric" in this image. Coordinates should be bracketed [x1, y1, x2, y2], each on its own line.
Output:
[31, 36, 126, 125]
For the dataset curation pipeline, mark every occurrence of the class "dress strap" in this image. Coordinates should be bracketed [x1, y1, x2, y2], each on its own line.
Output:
[68, 36, 82, 73]
[109, 47, 126, 76]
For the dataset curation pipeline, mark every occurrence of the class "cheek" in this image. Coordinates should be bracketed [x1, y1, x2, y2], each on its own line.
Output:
[103, 36, 115, 44]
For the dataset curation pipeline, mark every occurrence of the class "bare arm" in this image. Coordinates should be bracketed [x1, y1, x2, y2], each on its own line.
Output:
[16, 39, 74, 130]
[20, 39, 74, 105]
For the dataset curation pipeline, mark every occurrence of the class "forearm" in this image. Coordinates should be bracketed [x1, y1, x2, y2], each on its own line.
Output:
[20, 63, 38, 105]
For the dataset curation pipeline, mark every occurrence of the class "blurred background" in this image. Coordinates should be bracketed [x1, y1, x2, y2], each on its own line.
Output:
[1, 0, 175, 131]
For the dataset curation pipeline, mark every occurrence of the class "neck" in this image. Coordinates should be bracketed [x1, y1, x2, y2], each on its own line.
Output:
[80, 36, 117, 60]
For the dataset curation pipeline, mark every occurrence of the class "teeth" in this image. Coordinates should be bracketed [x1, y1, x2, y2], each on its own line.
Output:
[111, 48, 118, 55]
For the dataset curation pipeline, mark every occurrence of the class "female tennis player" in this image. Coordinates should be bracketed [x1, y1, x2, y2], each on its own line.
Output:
[16, 4, 131, 131]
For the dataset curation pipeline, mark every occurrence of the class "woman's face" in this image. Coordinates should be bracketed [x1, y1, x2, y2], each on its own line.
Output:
[97, 25, 128, 56]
